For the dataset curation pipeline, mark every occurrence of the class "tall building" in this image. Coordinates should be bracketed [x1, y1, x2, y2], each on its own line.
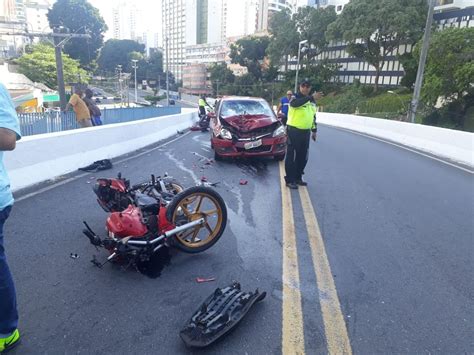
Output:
[256, 0, 297, 32]
[112, 2, 140, 41]
[24, 0, 52, 33]
[162, 0, 227, 80]
[0, 0, 29, 58]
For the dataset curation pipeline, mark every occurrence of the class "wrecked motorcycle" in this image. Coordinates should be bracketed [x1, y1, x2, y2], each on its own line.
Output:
[93, 173, 184, 212]
[83, 184, 227, 268]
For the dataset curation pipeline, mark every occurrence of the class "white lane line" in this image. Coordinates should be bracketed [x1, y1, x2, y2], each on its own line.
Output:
[327, 125, 473, 174]
[16, 131, 192, 202]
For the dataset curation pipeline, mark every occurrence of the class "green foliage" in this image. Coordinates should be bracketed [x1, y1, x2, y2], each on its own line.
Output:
[209, 63, 235, 95]
[327, 0, 427, 92]
[267, 9, 299, 69]
[420, 27, 474, 105]
[398, 52, 418, 89]
[97, 39, 145, 73]
[294, 6, 337, 63]
[47, 0, 107, 68]
[230, 36, 270, 79]
[16, 43, 88, 89]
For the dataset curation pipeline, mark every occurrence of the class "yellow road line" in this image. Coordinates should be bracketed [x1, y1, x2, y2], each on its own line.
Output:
[279, 162, 305, 355]
[299, 187, 353, 355]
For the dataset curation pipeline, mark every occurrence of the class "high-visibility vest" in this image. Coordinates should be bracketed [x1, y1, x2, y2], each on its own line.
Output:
[287, 100, 316, 130]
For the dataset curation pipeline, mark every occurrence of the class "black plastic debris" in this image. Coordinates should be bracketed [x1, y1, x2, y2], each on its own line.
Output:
[180, 282, 266, 348]
[79, 159, 113, 172]
[70, 253, 79, 259]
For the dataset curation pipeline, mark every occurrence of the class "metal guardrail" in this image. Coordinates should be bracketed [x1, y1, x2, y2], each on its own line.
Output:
[18, 106, 181, 137]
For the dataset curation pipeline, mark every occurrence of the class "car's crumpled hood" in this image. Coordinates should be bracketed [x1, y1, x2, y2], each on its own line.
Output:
[222, 114, 277, 133]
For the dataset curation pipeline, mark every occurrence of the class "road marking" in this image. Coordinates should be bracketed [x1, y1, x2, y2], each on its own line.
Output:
[328, 125, 473, 174]
[279, 162, 305, 355]
[299, 187, 352, 355]
[16, 131, 192, 202]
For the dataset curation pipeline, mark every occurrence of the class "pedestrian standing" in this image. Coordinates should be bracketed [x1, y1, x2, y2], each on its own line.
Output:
[0, 82, 22, 353]
[83, 89, 102, 126]
[277, 90, 293, 126]
[65, 88, 92, 128]
[284, 78, 321, 189]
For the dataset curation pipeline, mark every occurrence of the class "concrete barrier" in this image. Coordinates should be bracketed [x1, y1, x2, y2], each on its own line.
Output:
[6, 109, 198, 192]
[317, 112, 474, 168]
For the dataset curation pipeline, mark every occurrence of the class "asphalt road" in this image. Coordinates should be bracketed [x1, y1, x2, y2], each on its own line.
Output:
[6, 125, 473, 354]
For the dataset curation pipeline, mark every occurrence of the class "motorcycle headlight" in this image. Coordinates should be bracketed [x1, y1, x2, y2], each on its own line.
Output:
[273, 125, 286, 137]
[219, 128, 232, 140]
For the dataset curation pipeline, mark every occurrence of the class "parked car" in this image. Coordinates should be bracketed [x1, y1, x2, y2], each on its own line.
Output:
[95, 97, 102, 103]
[210, 96, 287, 161]
[169, 99, 175, 105]
[113, 96, 121, 102]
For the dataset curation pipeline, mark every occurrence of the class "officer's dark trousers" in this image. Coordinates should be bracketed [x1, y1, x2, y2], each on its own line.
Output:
[285, 126, 311, 183]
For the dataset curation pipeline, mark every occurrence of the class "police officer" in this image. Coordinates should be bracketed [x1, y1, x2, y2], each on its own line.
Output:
[284, 78, 321, 189]
[198, 95, 211, 117]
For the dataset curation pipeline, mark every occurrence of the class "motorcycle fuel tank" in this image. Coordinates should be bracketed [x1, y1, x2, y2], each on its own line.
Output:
[106, 205, 148, 238]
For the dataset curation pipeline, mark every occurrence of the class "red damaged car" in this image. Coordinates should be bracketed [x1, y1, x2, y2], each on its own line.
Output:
[210, 97, 287, 161]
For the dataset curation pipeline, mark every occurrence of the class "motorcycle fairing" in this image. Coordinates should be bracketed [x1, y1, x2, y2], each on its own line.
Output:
[180, 282, 266, 348]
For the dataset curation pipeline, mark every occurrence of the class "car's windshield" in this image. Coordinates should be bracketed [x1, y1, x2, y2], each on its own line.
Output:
[220, 100, 274, 118]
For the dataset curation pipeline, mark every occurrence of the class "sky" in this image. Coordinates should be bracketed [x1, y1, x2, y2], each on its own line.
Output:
[87, 0, 247, 45]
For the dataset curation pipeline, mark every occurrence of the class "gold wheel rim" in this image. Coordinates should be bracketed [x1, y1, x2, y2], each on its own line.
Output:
[172, 192, 223, 248]
[171, 183, 184, 195]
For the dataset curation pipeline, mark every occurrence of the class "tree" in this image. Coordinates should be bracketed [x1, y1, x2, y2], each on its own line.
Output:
[16, 43, 88, 89]
[97, 39, 145, 74]
[209, 63, 235, 94]
[398, 52, 418, 89]
[267, 9, 299, 71]
[420, 27, 474, 105]
[293, 6, 337, 63]
[230, 36, 271, 80]
[47, 0, 107, 68]
[327, 0, 427, 92]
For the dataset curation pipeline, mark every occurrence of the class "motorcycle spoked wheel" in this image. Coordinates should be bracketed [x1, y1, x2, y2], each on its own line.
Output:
[166, 186, 227, 253]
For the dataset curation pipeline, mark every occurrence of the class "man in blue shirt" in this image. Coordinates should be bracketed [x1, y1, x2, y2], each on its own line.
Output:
[277, 90, 293, 125]
[0, 83, 22, 353]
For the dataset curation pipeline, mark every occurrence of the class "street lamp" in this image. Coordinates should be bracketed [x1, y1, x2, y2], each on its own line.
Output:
[165, 35, 170, 107]
[131, 59, 138, 103]
[294, 40, 308, 93]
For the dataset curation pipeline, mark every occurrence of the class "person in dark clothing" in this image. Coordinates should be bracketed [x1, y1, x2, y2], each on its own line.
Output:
[277, 90, 293, 126]
[83, 89, 102, 126]
[284, 78, 322, 189]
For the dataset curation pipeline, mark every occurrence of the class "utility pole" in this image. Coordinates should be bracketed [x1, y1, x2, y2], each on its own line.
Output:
[165, 36, 170, 106]
[4, 30, 90, 110]
[408, 0, 436, 124]
[54, 34, 67, 110]
[131, 59, 138, 103]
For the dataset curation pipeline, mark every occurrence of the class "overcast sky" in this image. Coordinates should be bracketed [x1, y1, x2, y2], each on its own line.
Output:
[87, 0, 247, 45]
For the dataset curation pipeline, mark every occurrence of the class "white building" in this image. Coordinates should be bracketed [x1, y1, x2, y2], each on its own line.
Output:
[24, 0, 52, 33]
[256, 0, 296, 32]
[112, 2, 140, 41]
[0, 0, 29, 58]
[162, 0, 227, 80]
[289, 0, 473, 87]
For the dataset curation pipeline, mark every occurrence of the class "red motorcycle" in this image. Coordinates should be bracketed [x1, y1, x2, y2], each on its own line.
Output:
[83, 174, 227, 268]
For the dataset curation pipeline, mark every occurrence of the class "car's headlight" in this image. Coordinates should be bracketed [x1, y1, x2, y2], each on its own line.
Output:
[219, 128, 232, 140]
[273, 125, 286, 137]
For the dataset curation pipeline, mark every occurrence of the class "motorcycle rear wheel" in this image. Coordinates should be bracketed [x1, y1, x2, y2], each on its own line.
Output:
[166, 186, 227, 253]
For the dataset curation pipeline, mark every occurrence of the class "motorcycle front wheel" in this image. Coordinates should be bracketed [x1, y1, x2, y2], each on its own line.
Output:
[166, 186, 227, 253]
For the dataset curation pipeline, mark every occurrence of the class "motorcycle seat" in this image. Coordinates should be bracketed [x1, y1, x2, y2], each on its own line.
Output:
[134, 193, 160, 215]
